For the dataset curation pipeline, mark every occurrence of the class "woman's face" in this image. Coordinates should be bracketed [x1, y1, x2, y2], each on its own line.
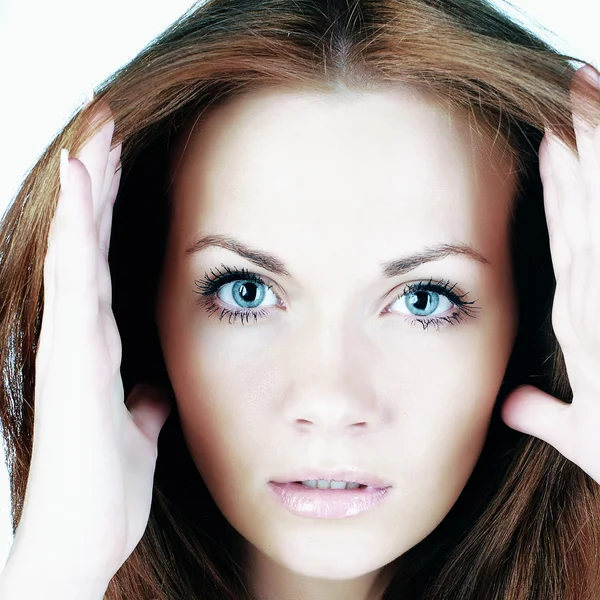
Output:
[156, 86, 518, 582]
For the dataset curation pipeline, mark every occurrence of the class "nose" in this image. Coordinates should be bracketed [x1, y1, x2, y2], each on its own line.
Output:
[282, 315, 384, 435]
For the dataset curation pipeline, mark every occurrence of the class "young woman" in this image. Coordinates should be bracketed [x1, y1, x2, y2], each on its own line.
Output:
[1, 0, 599, 598]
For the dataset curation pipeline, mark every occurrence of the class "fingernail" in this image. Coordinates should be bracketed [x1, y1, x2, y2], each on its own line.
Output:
[583, 65, 600, 88]
[59, 148, 70, 193]
[85, 87, 95, 105]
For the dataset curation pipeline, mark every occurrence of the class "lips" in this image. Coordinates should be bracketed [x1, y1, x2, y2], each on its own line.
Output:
[267, 468, 392, 517]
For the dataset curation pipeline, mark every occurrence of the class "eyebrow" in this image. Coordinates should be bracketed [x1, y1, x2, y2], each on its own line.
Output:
[185, 234, 490, 278]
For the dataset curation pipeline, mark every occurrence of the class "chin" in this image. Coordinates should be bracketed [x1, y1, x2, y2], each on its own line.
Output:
[280, 550, 388, 580]
[252, 521, 406, 580]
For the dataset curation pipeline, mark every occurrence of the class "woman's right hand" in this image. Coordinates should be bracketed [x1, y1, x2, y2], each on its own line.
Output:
[3, 102, 172, 586]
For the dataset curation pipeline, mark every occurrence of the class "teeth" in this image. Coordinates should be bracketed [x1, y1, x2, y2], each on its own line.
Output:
[330, 480, 346, 489]
[299, 479, 362, 489]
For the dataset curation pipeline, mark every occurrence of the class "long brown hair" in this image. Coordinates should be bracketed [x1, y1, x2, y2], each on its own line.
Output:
[2, 0, 600, 598]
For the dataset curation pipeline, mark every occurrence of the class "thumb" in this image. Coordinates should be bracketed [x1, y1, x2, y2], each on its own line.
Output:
[126, 383, 172, 447]
[500, 384, 570, 450]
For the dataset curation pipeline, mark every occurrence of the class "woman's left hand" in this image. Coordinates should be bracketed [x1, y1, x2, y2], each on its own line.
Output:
[500, 64, 600, 485]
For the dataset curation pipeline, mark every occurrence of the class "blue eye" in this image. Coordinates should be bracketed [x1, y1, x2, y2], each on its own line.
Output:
[194, 264, 279, 325]
[194, 267, 479, 330]
[385, 279, 479, 330]
[395, 289, 451, 317]
[216, 278, 278, 310]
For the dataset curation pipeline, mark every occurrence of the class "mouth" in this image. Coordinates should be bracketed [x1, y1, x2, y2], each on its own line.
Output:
[268, 470, 392, 518]
[270, 469, 392, 489]
[290, 479, 369, 490]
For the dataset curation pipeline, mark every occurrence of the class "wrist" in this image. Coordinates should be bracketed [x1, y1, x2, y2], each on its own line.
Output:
[0, 559, 110, 600]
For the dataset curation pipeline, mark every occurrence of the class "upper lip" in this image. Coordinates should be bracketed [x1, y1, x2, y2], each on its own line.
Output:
[270, 468, 392, 489]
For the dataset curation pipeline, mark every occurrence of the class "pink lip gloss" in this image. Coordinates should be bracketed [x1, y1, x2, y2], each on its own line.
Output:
[268, 482, 390, 518]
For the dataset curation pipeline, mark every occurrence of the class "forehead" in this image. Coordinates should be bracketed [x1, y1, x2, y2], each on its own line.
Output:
[168, 86, 516, 274]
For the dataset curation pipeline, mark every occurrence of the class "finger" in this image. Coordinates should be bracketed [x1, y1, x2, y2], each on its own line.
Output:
[594, 124, 600, 249]
[75, 103, 115, 224]
[97, 166, 121, 307]
[38, 150, 72, 378]
[570, 66, 600, 241]
[36, 153, 101, 417]
[545, 129, 590, 255]
[52, 155, 100, 333]
[570, 65, 600, 175]
[100, 142, 122, 209]
[500, 385, 571, 458]
[43, 199, 60, 311]
[98, 161, 121, 258]
[38, 221, 57, 379]
[539, 133, 571, 278]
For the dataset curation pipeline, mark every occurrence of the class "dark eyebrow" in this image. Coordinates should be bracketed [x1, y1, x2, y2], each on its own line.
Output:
[185, 234, 490, 278]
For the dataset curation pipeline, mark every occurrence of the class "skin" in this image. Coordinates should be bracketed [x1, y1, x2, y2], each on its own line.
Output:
[155, 84, 519, 600]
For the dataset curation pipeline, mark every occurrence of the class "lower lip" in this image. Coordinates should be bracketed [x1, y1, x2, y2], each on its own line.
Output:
[268, 482, 390, 519]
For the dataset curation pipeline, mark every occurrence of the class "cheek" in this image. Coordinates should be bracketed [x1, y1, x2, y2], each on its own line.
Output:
[165, 323, 276, 493]
[390, 321, 514, 505]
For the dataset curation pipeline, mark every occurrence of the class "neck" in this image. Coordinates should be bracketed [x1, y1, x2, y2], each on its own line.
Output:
[245, 545, 390, 600]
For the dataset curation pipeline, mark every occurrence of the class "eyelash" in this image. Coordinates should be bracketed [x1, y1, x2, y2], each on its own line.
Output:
[193, 264, 480, 330]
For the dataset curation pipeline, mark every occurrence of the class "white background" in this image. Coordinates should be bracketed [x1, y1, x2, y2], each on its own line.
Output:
[0, 0, 598, 574]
